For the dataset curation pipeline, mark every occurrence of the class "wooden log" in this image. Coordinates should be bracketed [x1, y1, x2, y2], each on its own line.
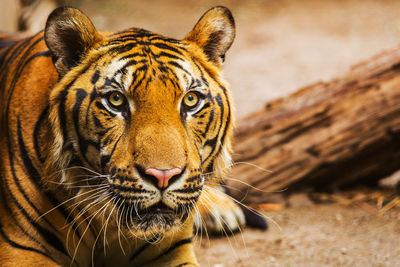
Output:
[230, 46, 400, 203]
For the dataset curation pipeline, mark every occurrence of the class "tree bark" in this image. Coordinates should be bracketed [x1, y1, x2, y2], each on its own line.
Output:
[230, 46, 400, 203]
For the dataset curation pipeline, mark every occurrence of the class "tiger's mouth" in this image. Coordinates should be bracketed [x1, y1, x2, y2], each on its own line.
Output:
[136, 202, 175, 216]
[118, 201, 192, 233]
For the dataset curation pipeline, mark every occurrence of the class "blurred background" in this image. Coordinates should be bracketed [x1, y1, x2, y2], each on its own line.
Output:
[1, 0, 400, 266]
[3, 0, 400, 117]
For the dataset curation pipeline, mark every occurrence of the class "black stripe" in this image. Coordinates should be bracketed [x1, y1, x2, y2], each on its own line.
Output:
[174, 196, 199, 201]
[2, 37, 48, 134]
[86, 88, 99, 125]
[202, 108, 214, 138]
[0, 36, 31, 71]
[43, 191, 84, 243]
[33, 106, 49, 163]
[112, 174, 137, 183]
[121, 59, 138, 70]
[0, 44, 14, 69]
[171, 186, 202, 193]
[95, 101, 116, 118]
[195, 58, 232, 164]
[152, 42, 184, 55]
[96, 126, 114, 137]
[109, 134, 122, 158]
[130, 235, 162, 262]
[175, 263, 190, 267]
[214, 85, 232, 158]
[136, 64, 149, 72]
[130, 242, 151, 262]
[100, 155, 111, 169]
[5, 37, 48, 114]
[154, 51, 182, 60]
[167, 61, 190, 74]
[192, 61, 209, 87]
[110, 194, 147, 201]
[4, 51, 51, 110]
[56, 52, 106, 146]
[107, 41, 138, 53]
[0, 223, 52, 260]
[108, 30, 139, 38]
[190, 102, 210, 118]
[109, 31, 153, 41]
[111, 184, 149, 193]
[185, 174, 201, 182]
[20, 115, 84, 243]
[3, 168, 68, 256]
[14, 218, 53, 257]
[13, 120, 68, 256]
[102, 132, 114, 146]
[149, 36, 180, 43]
[73, 89, 90, 156]
[203, 94, 225, 164]
[119, 52, 144, 61]
[91, 70, 100, 84]
[17, 119, 63, 235]
[18, 118, 41, 185]
[151, 238, 192, 263]
[58, 87, 70, 147]
[108, 38, 151, 46]
[0, 39, 18, 49]
[0, 39, 21, 68]
[85, 88, 98, 129]
[199, 102, 211, 112]
[131, 73, 147, 92]
[92, 112, 104, 129]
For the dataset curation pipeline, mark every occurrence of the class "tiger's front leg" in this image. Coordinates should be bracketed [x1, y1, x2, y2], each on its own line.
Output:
[142, 242, 199, 267]
[195, 183, 246, 235]
[0, 247, 61, 267]
[0, 221, 62, 267]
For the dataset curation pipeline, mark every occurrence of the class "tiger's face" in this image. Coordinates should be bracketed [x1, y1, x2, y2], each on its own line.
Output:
[45, 7, 235, 236]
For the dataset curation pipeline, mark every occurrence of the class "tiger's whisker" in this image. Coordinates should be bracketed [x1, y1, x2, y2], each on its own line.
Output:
[36, 187, 109, 221]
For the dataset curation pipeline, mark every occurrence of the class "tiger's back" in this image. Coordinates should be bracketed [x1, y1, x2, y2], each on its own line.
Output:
[0, 31, 66, 265]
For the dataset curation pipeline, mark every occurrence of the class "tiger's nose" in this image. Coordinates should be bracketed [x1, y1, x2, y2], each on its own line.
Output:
[145, 167, 183, 189]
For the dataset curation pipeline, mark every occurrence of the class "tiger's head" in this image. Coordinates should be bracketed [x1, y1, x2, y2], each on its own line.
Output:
[45, 7, 235, 236]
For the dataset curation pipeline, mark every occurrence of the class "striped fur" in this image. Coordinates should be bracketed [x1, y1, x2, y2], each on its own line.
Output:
[0, 6, 241, 266]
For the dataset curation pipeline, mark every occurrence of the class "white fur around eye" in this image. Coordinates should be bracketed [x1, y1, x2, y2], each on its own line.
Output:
[186, 98, 205, 116]
[101, 98, 125, 118]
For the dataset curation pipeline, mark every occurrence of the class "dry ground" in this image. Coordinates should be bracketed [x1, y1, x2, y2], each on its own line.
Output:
[1, 0, 400, 266]
[196, 202, 400, 266]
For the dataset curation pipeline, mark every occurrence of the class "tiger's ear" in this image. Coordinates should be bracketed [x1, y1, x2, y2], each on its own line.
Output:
[185, 6, 235, 66]
[44, 7, 102, 76]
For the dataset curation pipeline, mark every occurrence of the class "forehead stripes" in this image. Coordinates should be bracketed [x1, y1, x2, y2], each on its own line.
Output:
[102, 32, 195, 93]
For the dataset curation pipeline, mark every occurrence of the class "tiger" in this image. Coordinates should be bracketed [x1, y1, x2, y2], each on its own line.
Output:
[0, 6, 265, 266]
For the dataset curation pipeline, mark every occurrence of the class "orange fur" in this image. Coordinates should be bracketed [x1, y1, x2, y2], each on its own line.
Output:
[0, 6, 241, 266]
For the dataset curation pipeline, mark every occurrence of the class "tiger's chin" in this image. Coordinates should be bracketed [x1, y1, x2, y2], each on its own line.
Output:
[120, 202, 192, 237]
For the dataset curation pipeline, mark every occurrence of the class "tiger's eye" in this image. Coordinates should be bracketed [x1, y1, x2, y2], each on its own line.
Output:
[108, 92, 125, 107]
[183, 92, 199, 108]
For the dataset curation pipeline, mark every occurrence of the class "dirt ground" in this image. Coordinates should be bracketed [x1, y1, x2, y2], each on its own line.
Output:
[196, 199, 400, 266]
[1, 0, 400, 266]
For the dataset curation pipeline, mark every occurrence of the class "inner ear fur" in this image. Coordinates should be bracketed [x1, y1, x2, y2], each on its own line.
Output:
[44, 7, 102, 76]
[185, 6, 235, 66]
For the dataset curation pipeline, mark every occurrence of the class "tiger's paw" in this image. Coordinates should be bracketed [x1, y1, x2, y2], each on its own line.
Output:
[194, 186, 246, 235]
